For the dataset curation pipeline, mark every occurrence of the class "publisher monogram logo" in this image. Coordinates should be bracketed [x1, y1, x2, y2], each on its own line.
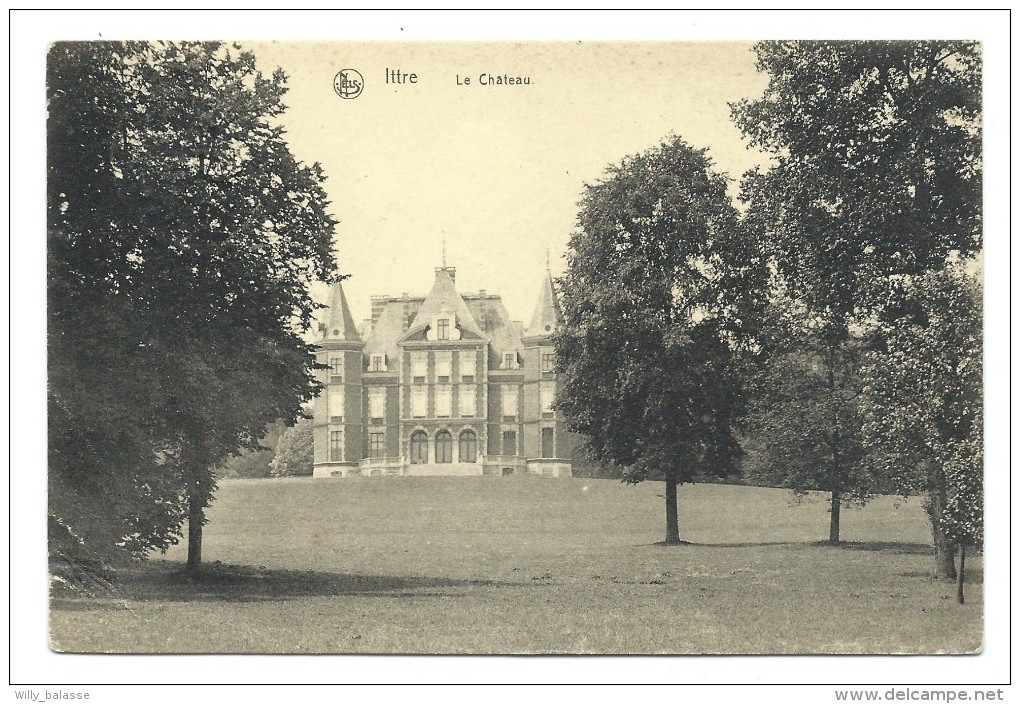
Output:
[333, 69, 364, 99]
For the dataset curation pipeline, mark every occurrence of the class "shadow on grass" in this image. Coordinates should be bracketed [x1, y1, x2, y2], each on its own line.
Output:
[645, 540, 938, 556]
[825, 541, 935, 556]
[644, 540, 808, 549]
[52, 560, 512, 606]
[686, 541, 806, 549]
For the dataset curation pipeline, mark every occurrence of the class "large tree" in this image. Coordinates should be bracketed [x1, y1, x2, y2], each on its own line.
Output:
[860, 266, 982, 582]
[556, 135, 764, 544]
[741, 307, 871, 544]
[47, 41, 339, 569]
[731, 41, 981, 543]
[732, 41, 981, 297]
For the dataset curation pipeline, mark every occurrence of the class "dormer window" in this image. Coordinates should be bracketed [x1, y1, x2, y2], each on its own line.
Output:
[370, 354, 386, 372]
[427, 310, 460, 341]
[502, 351, 518, 370]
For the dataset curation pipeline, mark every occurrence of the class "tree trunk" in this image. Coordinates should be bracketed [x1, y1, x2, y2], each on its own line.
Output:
[187, 491, 203, 572]
[956, 544, 965, 604]
[664, 476, 681, 545]
[186, 457, 206, 573]
[824, 419, 842, 545]
[928, 486, 957, 580]
[828, 489, 842, 544]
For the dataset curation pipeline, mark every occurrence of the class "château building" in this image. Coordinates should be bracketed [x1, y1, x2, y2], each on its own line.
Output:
[311, 263, 579, 478]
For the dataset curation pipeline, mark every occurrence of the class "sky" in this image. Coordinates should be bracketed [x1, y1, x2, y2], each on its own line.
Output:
[244, 41, 770, 327]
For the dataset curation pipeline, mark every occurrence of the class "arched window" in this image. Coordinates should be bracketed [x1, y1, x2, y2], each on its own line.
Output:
[459, 430, 477, 464]
[410, 431, 428, 464]
[435, 430, 453, 463]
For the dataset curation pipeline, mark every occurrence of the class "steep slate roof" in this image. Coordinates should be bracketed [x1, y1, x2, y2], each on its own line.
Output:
[400, 268, 485, 342]
[321, 279, 362, 342]
[464, 295, 522, 356]
[524, 270, 563, 337]
[360, 265, 566, 365]
[363, 296, 424, 363]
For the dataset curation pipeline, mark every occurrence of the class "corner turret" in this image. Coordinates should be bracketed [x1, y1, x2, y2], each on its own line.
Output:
[523, 269, 563, 340]
[321, 279, 362, 344]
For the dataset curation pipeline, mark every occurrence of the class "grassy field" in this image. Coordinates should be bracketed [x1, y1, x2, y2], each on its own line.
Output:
[49, 476, 981, 654]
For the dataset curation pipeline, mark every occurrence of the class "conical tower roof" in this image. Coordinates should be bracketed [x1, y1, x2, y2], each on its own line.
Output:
[524, 269, 563, 338]
[322, 279, 362, 343]
[401, 267, 484, 340]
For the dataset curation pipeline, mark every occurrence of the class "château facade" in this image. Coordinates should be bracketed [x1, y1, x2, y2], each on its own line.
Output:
[312, 263, 579, 478]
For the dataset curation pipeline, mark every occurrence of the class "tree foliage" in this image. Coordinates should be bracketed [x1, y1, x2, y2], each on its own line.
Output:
[556, 135, 764, 544]
[860, 266, 982, 578]
[731, 41, 982, 543]
[738, 290, 877, 543]
[270, 417, 314, 477]
[742, 329, 870, 496]
[218, 421, 287, 478]
[47, 41, 339, 562]
[733, 40, 981, 323]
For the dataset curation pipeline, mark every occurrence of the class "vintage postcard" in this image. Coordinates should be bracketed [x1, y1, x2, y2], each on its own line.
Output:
[31, 19, 1002, 688]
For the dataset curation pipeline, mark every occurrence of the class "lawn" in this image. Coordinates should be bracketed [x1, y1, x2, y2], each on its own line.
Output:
[49, 476, 982, 654]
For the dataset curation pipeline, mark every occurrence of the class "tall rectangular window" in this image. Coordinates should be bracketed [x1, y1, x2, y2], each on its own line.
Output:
[330, 356, 344, 380]
[541, 427, 555, 458]
[411, 352, 428, 383]
[458, 430, 477, 464]
[460, 350, 475, 382]
[410, 431, 428, 464]
[369, 387, 385, 423]
[459, 385, 475, 417]
[369, 432, 385, 459]
[541, 351, 555, 373]
[328, 387, 344, 422]
[436, 385, 452, 417]
[330, 430, 343, 462]
[435, 431, 453, 463]
[501, 430, 517, 457]
[501, 384, 518, 421]
[437, 318, 450, 340]
[411, 386, 427, 418]
[435, 352, 452, 383]
[540, 381, 556, 418]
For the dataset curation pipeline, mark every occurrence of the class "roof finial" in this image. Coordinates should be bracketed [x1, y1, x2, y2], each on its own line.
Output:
[545, 245, 550, 273]
[442, 239, 447, 268]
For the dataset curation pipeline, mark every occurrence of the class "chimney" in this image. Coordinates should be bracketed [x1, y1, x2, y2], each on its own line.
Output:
[435, 266, 456, 283]
[370, 294, 388, 324]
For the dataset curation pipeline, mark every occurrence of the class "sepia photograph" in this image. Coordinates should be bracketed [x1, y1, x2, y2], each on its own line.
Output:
[11, 7, 1011, 695]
